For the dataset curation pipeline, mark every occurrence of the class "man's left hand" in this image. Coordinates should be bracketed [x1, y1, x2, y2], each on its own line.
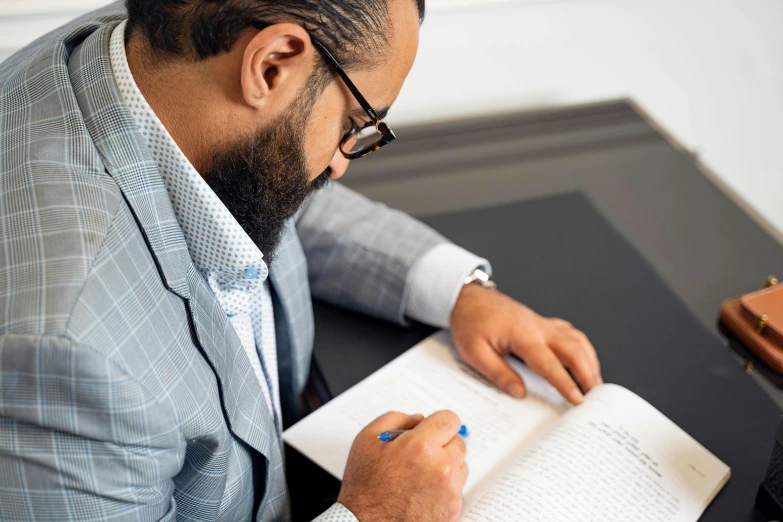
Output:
[450, 284, 602, 405]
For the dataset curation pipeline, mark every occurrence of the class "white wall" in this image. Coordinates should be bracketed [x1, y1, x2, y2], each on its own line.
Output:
[0, 0, 518, 61]
[2, 0, 781, 236]
[394, 0, 783, 237]
[0, 0, 106, 61]
[0, 0, 535, 61]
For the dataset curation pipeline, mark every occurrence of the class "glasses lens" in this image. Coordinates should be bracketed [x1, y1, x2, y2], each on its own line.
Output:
[342, 124, 384, 156]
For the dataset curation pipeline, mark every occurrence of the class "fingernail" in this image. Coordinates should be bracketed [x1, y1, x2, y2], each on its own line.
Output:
[507, 383, 525, 398]
[597, 375, 604, 385]
[570, 388, 585, 405]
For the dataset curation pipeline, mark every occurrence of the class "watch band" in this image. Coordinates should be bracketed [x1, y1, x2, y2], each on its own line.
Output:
[463, 268, 497, 290]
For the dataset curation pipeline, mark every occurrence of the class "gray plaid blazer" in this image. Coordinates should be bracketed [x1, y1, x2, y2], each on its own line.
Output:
[0, 4, 446, 521]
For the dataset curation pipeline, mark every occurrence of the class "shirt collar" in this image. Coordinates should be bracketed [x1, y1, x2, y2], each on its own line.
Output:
[109, 20, 268, 290]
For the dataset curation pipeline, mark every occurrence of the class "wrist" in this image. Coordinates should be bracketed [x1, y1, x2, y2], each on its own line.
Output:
[316, 502, 361, 522]
[450, 281, 488, 328]
[333, 501, 362, 521]
[461, 268, 496, 290]
[336, 497, 389, 522]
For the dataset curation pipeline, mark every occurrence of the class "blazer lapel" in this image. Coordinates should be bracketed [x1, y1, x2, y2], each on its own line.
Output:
[186, 268, 278, 459]
[270, 220, 315, 400]
[69, 21, 281, 467]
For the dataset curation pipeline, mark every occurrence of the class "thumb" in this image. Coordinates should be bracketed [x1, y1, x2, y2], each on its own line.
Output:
[460, 339, 527, 398]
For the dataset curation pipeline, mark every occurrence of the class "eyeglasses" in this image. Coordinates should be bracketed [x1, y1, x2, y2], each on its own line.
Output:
[310, 38, 396, 160]
[250, 22, 396, 159]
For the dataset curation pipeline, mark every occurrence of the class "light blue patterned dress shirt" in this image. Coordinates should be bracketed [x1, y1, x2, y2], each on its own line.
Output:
[110, 20, 488, 521]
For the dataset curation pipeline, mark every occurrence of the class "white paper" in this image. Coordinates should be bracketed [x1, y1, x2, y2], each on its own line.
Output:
[283, 331, 567, 497]
[461, 385, 730, 522]
[283, 333, 730, 522]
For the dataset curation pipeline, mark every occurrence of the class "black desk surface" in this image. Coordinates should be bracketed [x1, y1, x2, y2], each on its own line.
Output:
[310, 100, 783, 521]
[338, 99, 783, 409]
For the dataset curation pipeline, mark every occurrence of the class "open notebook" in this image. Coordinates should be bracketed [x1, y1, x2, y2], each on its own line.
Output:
[283, 332, 730, 521]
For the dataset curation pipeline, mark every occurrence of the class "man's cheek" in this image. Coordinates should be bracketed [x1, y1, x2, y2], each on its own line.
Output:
[304, 134, 337, 181]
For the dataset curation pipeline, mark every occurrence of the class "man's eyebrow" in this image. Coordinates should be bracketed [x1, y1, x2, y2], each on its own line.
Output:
[349, 106, 391, 120]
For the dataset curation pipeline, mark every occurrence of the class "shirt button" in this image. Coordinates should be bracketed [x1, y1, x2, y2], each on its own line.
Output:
[243, 267, 260, 280]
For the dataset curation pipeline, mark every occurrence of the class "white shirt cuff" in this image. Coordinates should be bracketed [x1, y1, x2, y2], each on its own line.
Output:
[404, 243, 491, 329]
[312, 502, 359, 521]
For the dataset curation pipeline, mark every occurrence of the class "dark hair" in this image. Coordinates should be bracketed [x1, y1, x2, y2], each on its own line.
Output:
[125, 0, 426, 69]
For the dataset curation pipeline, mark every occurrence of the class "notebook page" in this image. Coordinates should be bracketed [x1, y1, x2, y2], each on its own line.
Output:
[283, 331, 569, 497]
[461, 384, 730, 522]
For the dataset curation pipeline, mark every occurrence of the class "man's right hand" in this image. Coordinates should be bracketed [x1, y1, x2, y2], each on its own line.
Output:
[337, 411, 468, 522]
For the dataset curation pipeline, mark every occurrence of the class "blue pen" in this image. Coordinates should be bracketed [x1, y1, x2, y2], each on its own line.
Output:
[378, 424, 468, 442]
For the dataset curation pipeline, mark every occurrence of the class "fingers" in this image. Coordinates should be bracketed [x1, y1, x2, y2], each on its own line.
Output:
[581, 332, 602, 384]
[550, 323, 603, 391]
[443, 430, 468, 462]
[453, 459, 469, 491]
[558, 336, 598, 394]
[399, 414, 427, 430]
[444, 434, 469, 487]
[412, 410, 463, 446]
[364, 411, 425, 434]
[524, 344, 585, 405]
[459, 339, 527, 398]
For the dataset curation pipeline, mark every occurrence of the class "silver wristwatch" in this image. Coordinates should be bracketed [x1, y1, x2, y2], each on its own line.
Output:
[462, 268, 497, 290]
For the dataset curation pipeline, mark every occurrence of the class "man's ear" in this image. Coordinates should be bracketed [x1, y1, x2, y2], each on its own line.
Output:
[240, 23, 315, 111]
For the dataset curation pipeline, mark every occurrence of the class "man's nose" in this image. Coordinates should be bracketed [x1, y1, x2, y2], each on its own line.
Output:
[328, 148, 350, 180]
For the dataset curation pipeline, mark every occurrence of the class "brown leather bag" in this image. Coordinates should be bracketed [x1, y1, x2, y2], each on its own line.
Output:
[720, 277, 783, 373]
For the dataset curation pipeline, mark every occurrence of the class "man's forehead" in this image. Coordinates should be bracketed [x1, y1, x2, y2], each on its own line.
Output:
[340, 0, 420, 118]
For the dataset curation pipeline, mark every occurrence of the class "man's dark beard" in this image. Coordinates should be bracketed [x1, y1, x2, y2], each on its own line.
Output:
[204, 100, 331, 265]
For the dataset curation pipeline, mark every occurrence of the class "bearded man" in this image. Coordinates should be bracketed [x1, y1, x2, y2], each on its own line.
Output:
[0, 0, 602, 520]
